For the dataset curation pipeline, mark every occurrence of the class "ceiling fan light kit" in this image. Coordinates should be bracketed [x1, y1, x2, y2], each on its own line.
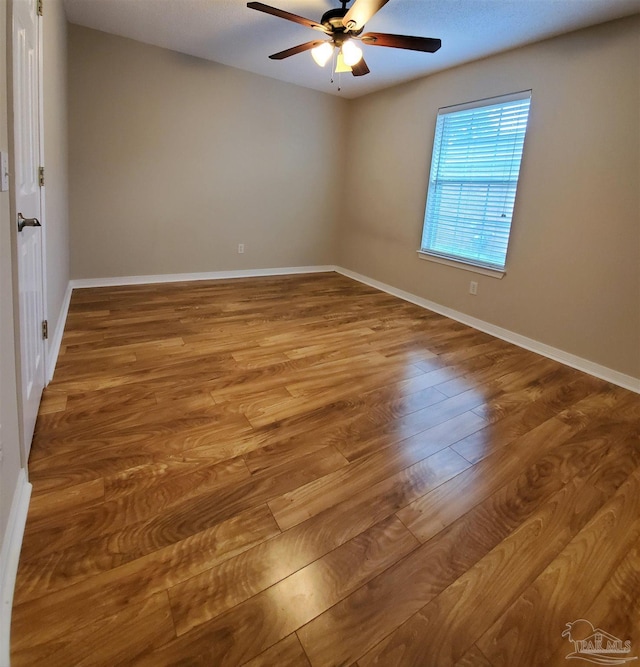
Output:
[311, 41, 333, 66]
[247, 0, 441, 83]
[335, 52, 352, 73]
[341, 39, 363, 66]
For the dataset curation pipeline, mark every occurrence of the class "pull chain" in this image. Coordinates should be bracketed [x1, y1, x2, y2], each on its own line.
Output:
[329, 48, 343, 93]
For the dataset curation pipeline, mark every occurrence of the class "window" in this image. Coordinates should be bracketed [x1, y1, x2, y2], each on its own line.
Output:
[420, 91, 532, 275]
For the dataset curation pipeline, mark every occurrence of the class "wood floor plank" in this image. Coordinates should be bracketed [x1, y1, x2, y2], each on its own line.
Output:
[148, 516, 418, 665]
[21, 445, 344, 572]
[245, 363, 427, 429]
[453, 645, 495, 667]
[453, 373, 601, 464]
[18, 458, 253, 579]
[268, 410, 486, 530]
[296, 415, 638, 667]
[476, 466, 640, 667]
[235, 382, 448, 476]
[12, 504, 279, 636]
[262, 381, 448, 453]
[241, 633, 311, 667]
[12, 272, 640, 666]
[26, 478, 105, 522]
[60, 385, 159, 416]
[27, 415, 255, 494]
[395, 416, 577, 543]
[30, 403, 251, 466]
[545, 534, 640, 666]
[37, 388, 68, 415]
[156, 447, 470, 636]
[335, 388, 486, 462]
[356, 434, 640, 666]
[11, 591, 175, 667]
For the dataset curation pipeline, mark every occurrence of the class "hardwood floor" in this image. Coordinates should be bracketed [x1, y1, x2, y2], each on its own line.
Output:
[11, 271, 640, 666]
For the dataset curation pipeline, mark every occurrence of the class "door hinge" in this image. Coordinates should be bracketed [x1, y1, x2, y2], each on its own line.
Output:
[37, 0, 43, 16]
[42, 320, 48, 340]
[38, 166, 45, 187]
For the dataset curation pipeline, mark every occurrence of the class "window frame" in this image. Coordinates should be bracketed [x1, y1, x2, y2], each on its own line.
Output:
[419, 90, 532, 278]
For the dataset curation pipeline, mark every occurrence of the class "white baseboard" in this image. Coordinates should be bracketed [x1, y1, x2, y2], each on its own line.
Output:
[0, 469, 32, 667]
[336, 267, 640, 394]
[47, 282, 73, 383]
[69, 265, 336, 290]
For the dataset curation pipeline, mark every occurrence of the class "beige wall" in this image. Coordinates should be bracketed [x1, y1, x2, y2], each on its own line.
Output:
[0, 0, 23, 553]
[339, 16, 640, 379]
[43, 0, 69, 346]
[68, 25, 347, 279]
[67, 17, 640, 379]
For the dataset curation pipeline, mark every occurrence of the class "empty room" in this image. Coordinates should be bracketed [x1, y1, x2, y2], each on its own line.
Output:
[1, 0, 639, 665]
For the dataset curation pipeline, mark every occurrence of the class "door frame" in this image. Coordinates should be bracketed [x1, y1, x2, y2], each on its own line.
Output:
[36, 0, 49, 382]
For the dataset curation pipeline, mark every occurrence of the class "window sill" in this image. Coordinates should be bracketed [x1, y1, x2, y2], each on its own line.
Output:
[417, 251, 505, 279]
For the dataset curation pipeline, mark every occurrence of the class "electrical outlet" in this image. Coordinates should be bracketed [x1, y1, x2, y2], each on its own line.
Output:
[238, 243, 245, 254]
[469, 281, 478, 295]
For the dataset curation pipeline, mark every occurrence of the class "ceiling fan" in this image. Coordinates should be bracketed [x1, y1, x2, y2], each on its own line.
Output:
[247, 0, 441, 77]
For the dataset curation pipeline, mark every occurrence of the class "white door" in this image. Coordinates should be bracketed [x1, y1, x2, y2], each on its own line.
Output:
[13, 0, 46, 459]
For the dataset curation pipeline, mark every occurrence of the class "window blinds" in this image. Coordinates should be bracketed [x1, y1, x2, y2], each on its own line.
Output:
[421, 91, 532, 271]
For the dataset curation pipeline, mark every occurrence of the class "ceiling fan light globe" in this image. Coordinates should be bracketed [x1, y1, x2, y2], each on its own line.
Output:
[335, 52, 353, 72]
[341, 40, 363, 66]
[311, 41, 333, 67]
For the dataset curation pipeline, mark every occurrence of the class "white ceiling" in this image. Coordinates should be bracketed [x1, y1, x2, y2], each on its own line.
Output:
[63, 0, 640, 98]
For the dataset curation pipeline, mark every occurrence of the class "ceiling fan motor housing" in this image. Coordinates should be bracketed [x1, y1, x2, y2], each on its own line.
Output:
[321, 7, 363, 38]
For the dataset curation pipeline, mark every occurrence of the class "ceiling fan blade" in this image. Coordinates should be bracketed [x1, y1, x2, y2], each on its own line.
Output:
[351, 58, 370, 76]
[342, 0, 390, 31]
[269, 40, 326, 60]
[361, 32, 442, 53]
[247, 2, 329, 33]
